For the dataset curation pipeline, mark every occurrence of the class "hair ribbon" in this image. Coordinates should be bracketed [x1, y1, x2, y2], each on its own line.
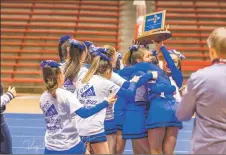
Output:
[84, 41, 96, 54]
[59, 35, 71, 43]
[93, 47, 112, 61]
[40, 60, 61, 68]
[168, 49, 185, 60]
[69, 39, 86, 51]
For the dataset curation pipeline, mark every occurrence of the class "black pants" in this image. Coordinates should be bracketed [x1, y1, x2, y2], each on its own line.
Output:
[0, 114, 12, 154]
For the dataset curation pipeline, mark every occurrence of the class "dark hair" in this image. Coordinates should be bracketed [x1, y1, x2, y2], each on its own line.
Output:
[42, 66, 61, 96]
[58, 42, 64, 62]
[115, 58, 121, 70]
[63, 42, 86, 81]
[0, 84, 3, 96]
[58, 40, 70, 63]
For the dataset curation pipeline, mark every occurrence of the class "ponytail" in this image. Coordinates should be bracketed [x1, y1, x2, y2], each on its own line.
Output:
[64, 40, 86, 81]
[42, 66, 61, 97]
[81, 47, 113, 83]
[123, 51, 132, 66]
[82, 56, 101, 83]
[41, 60, 62, 97]
[123, 46, 147, 66]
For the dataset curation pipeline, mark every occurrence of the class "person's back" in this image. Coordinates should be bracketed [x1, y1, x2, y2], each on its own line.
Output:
[40, 88, 81, 151]
[176, 27, 226, 154]
[190, 63, 226, 154]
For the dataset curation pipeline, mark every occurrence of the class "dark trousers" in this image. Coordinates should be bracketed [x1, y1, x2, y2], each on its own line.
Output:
[0, 114, 12, 154]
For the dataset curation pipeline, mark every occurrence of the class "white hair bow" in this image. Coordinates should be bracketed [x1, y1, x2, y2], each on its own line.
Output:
[168, 49, 185, 60]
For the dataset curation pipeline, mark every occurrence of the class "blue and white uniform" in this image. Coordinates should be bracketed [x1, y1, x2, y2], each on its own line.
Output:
[83, 42, 127, 135]
[104, 71, 126, 135]
[169, 76, 181, 103]
[146, 46, 183, 129]
[76, 75, 120, 140]
[76, 74, 135, 143]
[40, 88, 84, 154]
[118, 69, 154, 139]
[120, 46, 183, 130]
[112, 72, 128, 131]
[63, 63, 126, 136]
[40, 88, 110, 154]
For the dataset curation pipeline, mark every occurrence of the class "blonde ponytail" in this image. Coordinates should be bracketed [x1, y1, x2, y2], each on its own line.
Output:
[123, 51, 132, 66]
[81, 56, 101, 83]
[123, 48, 146, 66]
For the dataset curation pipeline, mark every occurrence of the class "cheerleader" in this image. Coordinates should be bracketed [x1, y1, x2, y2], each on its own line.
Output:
[119, 45, 159, 154]
[75, 47, 138, 154]
[76, 47, 155, 154]
[121, 42, 183, 154]
[101, 46, 126, 154]
[39, 60, 117, 154]
[0, 85, 16, 154]
[101, 45, 154, 154]
[84, 44, 134, 154]
[165, 49, 186, 102]
[62, 39, 89, 93]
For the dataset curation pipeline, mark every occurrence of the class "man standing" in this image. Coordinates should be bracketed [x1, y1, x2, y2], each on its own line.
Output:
[176, 27, 226, 154]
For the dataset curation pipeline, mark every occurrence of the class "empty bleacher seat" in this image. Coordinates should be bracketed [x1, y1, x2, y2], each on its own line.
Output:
[1, 0, 122, 91]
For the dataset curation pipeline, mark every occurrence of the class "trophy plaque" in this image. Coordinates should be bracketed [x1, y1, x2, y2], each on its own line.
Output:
[135, 10, 172, 44]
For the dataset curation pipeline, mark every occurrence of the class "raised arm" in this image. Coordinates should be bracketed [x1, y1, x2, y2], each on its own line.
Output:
[159, 45, 183, 88]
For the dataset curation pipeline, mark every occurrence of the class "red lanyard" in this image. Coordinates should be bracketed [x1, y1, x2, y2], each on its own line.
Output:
[212, 58, 226, 65]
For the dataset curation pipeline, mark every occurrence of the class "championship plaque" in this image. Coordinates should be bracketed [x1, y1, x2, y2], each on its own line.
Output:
[135, 10, 172, 44]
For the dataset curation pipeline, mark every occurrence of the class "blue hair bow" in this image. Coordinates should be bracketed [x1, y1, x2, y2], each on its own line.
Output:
[129, 45, 145, 52]
[40, 60, 61, 68]
[59, 35, 71, 43]
[84, 41, 96, 54]
[84, 41, 93, 48]
[152, 50, 158, 56]
[69, 39, 85, 51]
[168, 49, 185, 60]
[93, 47, 112, 61]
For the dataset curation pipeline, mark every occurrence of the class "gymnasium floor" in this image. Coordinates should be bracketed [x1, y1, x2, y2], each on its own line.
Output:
[4, 95, 194, 154]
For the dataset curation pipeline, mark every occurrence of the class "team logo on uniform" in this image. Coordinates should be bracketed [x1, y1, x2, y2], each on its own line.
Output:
[63, 78, 75, 93]
[45, 104, 58, 117]
[81, 86, 96, 98]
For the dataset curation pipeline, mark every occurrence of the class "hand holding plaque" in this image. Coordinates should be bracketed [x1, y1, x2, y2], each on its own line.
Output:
[135, 10, 172, 44]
